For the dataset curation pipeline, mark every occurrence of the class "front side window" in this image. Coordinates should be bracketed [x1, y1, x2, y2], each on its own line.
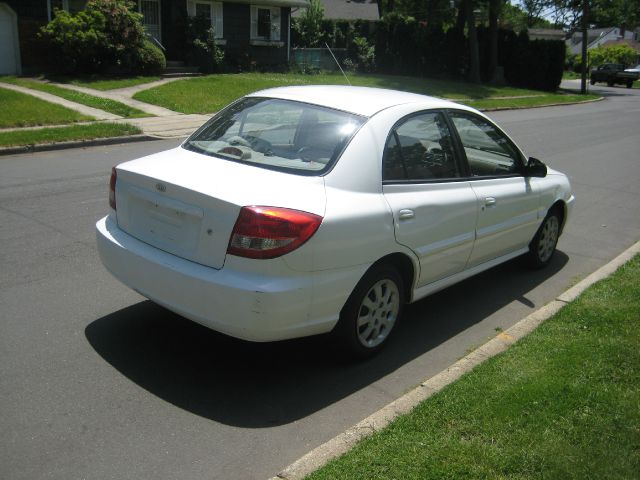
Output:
[383, 112, 459, 182]
[250, 5, 281, 41]
[449, 111, 522, 177]
[183, 98, 365, 175]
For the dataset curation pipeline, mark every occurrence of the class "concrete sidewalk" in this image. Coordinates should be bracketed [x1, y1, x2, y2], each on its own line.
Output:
[52, 79, 181, 117]
[116, 114, 211, 138]
[1, 77, 212, 140]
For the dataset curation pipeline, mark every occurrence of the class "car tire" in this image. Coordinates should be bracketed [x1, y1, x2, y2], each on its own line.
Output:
[590, 78, 596, 85]
[332, 264, 404, 359]
[607, 79, 614, 87]
[626, 80, 633, 88]
[526, 210, 561, 269]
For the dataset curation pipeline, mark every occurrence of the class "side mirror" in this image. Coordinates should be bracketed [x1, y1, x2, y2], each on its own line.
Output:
[524, 157, 547, 178]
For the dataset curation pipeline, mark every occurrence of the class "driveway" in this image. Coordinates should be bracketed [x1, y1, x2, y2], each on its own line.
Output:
[1, 84, 639, 480]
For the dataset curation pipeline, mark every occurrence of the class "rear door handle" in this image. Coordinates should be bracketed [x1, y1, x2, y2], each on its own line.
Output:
[398, 209, 415, 220]
[484, 197, 497, 207]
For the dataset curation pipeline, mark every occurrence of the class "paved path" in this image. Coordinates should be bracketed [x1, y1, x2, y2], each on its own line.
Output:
[0, 82, 121, 120]
[116, 114, 212, 138]
[2, 77, 212, 138]
[53, 81, 181, 117]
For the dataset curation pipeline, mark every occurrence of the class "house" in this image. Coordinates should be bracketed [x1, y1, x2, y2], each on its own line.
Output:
[567, 27, 635, 56]
[527, 28, 566, 42]
[292, 0, 379, 21]
[0, 0, 309, 75]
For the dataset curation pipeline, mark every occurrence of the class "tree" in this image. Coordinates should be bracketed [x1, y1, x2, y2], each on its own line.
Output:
[464, 0, 481, 82]
[296, 0, 324, 47]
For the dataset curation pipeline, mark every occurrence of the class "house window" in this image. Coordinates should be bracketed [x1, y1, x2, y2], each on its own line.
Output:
[48, 0, 87, 20]
[188, 1, 224, 39]
[250, 5, 281, 42]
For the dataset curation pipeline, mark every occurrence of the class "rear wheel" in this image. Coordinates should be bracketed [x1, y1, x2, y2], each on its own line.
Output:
[332, 265, 404, 359]
[526, 210, 560, 268]
[627, 80, 633, 88]
[590, 78, 596, 85]
[607, 79, 614, 87]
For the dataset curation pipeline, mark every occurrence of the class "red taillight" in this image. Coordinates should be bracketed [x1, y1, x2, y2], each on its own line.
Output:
[109, 167, 117, 210]
[228, 206, 323, 259]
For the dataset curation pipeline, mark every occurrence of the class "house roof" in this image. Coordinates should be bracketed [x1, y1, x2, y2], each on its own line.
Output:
[292, 0, 379, 21]
[226, 0, 310, 7]
[602, 38, 640, 53]
[528, 28, 566, 40]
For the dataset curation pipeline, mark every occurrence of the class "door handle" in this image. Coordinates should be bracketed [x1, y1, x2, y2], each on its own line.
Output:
[484, 197, 497, 207]
[398, 209, 415, 220]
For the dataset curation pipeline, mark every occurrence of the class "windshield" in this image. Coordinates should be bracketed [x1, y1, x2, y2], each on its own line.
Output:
[183, 97, 366, 175]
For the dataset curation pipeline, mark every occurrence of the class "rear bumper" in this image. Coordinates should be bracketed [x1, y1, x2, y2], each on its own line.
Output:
[96, 215, 340, 342]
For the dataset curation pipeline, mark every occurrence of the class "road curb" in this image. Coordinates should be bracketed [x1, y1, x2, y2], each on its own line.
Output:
[481, 96, 604, 112]
[0, 134, 163, 156]
[271, 240, 640, 480]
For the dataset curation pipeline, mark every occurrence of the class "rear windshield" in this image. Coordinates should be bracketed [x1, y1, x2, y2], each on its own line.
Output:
[183, 97, 366, 175]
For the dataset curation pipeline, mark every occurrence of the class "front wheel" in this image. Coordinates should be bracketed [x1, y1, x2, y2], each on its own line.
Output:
[590, 78, 596, 85]
[627, 80, 633, 88]
[526, 211, 560, 268]
[332, 265, 404, 359]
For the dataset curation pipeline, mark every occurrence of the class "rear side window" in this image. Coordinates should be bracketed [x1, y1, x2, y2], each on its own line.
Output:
[383, 111, 460, 182]
[183, 97, 365, 175]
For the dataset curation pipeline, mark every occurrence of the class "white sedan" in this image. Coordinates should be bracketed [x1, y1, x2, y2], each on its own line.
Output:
[96, 86, 574, 358]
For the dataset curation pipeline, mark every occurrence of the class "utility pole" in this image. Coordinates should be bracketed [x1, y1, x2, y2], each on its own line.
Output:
[581, 0, 589, 94]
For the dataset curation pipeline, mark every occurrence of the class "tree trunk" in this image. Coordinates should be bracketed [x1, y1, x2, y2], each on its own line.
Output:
[488, 0, 501, 83]
[465, 0, 480, 83]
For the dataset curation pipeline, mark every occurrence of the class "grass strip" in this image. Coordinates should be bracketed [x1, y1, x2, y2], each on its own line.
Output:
[307, 254, 640, 480]
[0, 86, 93, 128]
[0, 123, 141, 148]
[0, 77, 150, 118]
[133, 73, 554, 114]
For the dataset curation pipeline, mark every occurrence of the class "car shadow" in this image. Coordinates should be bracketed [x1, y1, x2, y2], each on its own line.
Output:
[86, 251, 568, 428]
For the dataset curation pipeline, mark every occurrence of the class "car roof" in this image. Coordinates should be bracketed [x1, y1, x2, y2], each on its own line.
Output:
[246, 85, 475, 117]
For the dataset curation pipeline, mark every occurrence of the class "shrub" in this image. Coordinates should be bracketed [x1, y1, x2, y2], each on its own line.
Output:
[589, 44, 638, 68]
[39, 0, 163, 74]
[135, 40, 166, 74]
[185, 15, 225, 73]
[347, 36, 375, 72]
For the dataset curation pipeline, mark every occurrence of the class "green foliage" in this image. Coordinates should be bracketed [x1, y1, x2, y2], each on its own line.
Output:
[588, 44, 639, 68]
[0, 123, 141, 147]
[38, 0, 165, 75]
[347, 36, 375, 72]
[185, 15, 225, 73]
[136, 40, 166, 75]
[293, 0, 325, 48]
[504, 33, 565, 91]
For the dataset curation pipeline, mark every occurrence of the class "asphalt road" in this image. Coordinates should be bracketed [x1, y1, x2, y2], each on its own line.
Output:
[1, 83, 639, 480]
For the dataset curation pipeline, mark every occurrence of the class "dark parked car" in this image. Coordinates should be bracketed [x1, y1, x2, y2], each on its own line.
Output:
[590, 63, 639, 88]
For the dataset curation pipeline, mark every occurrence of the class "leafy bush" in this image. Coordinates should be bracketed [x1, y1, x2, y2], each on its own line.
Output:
[136, 40, 166, 74]
[347, 36, 375, 72]
[185, 15, 225, 73]
[39, 0, 165, 74]
[293, 0, 324, 48]
[589, 44, 638, 68]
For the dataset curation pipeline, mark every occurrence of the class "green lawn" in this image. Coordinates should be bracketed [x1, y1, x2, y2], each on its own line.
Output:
[133, 73, 599, 114]
[0, 123, 142, 147]
[0, 86, 93, 128]
[0, 77, 150, 118]
[49, 75, 162, 91]
[307, 255, 640, 480]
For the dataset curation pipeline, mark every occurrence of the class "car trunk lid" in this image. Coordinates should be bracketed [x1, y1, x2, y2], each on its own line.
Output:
[114, 147, 326, 269]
